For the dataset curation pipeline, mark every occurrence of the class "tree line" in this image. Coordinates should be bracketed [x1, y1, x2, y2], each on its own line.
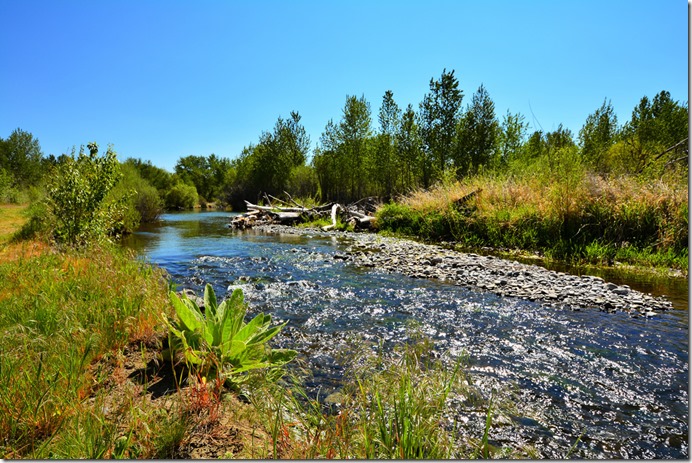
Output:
[1, 68, 688, 219]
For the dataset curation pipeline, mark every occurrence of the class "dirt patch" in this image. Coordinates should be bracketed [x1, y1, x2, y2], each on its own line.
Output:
[86, 333, 273, 458]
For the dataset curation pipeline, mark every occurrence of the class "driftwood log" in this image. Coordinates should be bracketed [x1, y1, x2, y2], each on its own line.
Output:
[229, 194, 378, 231]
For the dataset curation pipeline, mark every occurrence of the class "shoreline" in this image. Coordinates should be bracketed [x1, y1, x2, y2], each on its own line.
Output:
[251, 224, 676, 316]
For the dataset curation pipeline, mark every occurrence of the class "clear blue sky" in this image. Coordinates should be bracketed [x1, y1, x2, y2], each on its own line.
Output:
[0, 0, 687, 172]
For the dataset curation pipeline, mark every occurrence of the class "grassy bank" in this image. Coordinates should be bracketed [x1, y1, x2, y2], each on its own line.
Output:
[376, 172, 688, 274]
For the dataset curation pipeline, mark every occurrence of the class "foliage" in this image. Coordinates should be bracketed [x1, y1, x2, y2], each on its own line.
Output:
[166, 182, 198, 210]
[616, 90, 688, 175]
[313, 96, 373, 203]
[42, 143, 126, 246]
[578, 99, 619, 172]
[286, 164, 319, 200]
[0, 167, 19, 203]
[175, 154, 235, 203]
[418, 69, 464, 186]
[108, 163, 163, 231]
[497, 110, 529, 165]
[125, 157, 174, 194]
[395, 104, 424, 192]
[230, 112, 310, 208]
[372, 90, 401, 198]
[456, 84, 500, 174]
[0, 128, 44, 189]
[164, 284, 296, 388]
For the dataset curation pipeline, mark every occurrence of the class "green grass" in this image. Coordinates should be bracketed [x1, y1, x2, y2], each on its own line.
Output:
[0, 242, 171, 458]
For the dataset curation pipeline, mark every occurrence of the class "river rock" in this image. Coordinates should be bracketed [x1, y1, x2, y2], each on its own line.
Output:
[252, 224, 674, 316]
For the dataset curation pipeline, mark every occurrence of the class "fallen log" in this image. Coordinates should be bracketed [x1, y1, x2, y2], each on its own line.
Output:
[230, 196, 381, 231]
[272, 211, 302, 224]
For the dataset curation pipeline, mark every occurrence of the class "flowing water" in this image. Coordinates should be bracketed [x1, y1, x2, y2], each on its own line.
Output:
[122, 211, 689, 458]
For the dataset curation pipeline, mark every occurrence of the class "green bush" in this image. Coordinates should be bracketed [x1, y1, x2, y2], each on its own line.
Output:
[166, 183, 198, 210]
[42, 143, 126, 246]
[107, 163, 164, 233]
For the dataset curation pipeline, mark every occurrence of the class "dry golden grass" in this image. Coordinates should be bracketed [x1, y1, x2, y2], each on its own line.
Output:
[0, 203, 29, 244]
[401, 172, 687, 223]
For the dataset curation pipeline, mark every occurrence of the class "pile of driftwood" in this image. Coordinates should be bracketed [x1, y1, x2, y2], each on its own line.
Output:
[229, 194, 379, 231]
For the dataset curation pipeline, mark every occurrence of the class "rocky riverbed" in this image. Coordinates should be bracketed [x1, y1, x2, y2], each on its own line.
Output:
[251, 224, 674, 316]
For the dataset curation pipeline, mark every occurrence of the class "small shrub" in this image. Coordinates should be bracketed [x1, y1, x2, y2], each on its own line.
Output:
[164, 284, 296, 388]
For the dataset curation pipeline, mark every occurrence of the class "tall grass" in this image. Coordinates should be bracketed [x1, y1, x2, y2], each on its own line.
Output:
[0, 242, 170, 458]
[377, 170, 688, 272]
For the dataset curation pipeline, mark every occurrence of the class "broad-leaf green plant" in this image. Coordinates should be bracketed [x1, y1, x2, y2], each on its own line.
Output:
[164, 284, 296, 387]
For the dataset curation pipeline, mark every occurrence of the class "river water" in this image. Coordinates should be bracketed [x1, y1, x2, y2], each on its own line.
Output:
[122, 211, 689, 458]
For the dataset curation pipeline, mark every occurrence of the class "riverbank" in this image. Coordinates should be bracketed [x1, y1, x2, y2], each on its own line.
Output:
[375, 173, 688, 275]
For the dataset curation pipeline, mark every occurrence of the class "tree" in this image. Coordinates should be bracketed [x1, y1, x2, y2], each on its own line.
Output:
[175, 155, 212, 201]
[498, 110, 529, 164]
[166, 182, 198, 210]
[125, 158, 174, 193]
[230, 112, 311, 205]
[579, 99, 619, 172]
[618, 91, 689, 173]
[312, 120, 344, 201]
[373, 90, 401, 198]
[339, 94, 373, 201]
[456, 84, 499, 173]
[396, 104, 423, 192]
[0, 128, 43, 188]
[418, 69, 463, 186]
[109, 163, 164, 229]
[545, 124, 575, 152]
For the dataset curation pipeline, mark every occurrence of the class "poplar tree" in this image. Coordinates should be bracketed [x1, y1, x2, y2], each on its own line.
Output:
[374, 90, 401, 197]
[456, 84, 499, 173]
[418, 69, 463, 186]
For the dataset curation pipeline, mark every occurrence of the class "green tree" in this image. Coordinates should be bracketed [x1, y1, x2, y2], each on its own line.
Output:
[456, 84, 499, 173]
[419, 69, 463, 186]
[314, 96, 374, 203]
[396, 104, 423, 192]
[373, 90, 401, 198]
[0, 128, 43, 188]
[313, 120, 345, 201]
[229, 112, 311, 205]
[108, 163, 164, 232]
[339, 94, 373, 201]
[618, 91, 689, 173]
[166, 182, 198, 210]
[125, 158, 174, 193]
[498, 110, 529, 165]
[175, 155, 212, 202]
[578, 99, 619, 172]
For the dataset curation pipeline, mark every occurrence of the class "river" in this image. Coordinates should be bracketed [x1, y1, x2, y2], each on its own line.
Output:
[122, 211, 689, 459]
